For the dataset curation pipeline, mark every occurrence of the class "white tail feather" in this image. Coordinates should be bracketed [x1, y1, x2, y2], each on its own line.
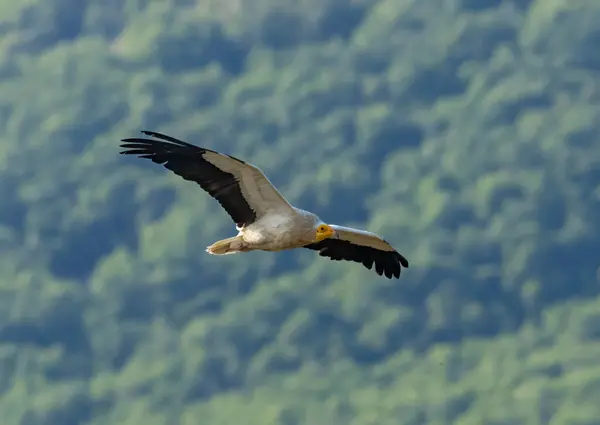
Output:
[205, 236, 243, 255]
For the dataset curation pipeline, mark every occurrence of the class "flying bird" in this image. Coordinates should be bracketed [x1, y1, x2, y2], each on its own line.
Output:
[119, 131, 409, 279]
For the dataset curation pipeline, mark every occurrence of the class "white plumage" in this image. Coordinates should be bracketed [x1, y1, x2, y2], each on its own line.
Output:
[119, 131, 409, 279]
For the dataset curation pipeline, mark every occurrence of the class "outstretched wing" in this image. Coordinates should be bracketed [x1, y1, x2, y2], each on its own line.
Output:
[119, 131, 294, 227]
[303, 225, 409, 279]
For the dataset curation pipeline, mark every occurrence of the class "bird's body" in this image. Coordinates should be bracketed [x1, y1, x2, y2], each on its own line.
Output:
[208, 208, 319, 254]
[119, 131, 409, 279]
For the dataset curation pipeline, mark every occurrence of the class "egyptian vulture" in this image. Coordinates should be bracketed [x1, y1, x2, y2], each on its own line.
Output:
[119, 131, 409, 279]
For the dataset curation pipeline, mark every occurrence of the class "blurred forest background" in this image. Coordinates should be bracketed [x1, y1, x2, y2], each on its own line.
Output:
[1, 0, 599, 424]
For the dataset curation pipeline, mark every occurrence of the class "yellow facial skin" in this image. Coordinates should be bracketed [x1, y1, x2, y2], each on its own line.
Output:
[315, 224, 336, 242]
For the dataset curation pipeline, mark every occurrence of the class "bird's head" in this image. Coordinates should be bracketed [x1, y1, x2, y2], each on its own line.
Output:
[315, 224, 337, 242]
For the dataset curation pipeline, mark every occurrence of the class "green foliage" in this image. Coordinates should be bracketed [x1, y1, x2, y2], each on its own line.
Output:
[0, 0, 599, 423]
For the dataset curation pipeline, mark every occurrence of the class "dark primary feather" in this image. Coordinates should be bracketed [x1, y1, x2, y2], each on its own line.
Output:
[119, 130, 257, 227]
[303, 238, 409, 279]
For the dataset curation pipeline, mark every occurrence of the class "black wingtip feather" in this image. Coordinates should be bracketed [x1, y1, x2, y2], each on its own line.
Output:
[140, 130, 191, 146]
[397, 252, 409, 268]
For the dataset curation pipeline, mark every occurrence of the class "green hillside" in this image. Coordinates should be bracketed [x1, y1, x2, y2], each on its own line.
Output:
[0, 0, 599, 423]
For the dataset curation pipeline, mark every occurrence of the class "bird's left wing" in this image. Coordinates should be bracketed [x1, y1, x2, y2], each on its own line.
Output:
[303, 225, 409, 279]
[119, 131, 294, 228]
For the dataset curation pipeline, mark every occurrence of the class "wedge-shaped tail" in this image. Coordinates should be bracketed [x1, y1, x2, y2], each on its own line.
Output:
[205, 236, 244, 255]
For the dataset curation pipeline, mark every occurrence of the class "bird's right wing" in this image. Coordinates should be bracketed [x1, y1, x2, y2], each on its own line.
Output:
[119, 131, 294, 227]
[304, 225, 409, 279]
